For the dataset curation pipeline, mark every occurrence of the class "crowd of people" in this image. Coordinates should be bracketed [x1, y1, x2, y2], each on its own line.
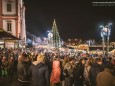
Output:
[0, 47, 115, 86]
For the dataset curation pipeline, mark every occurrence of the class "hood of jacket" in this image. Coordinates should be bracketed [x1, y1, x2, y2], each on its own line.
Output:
[32, 61, 44, 68]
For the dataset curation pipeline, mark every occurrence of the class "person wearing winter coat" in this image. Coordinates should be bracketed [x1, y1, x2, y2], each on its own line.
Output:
[73, 58, 85, 86]
[17, 53, 30, 86]
[50, 57, 61, 86]
[96, 61, 115, 86]
[64, 58, 75, 86]
[28, 54, 50, 86]
[89, 58, 104, 86]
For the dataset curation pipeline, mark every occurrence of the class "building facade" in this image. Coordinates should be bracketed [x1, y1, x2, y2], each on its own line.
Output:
[0, 0, 26, 47]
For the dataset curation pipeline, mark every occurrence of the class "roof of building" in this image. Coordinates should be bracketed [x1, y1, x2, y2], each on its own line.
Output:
[0, 29, 20, 40]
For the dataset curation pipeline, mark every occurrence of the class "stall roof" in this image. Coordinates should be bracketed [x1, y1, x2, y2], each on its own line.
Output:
[0, 29, 20, 40]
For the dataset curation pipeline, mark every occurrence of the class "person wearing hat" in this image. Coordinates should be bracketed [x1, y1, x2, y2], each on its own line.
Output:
[28, 54, 50, 86]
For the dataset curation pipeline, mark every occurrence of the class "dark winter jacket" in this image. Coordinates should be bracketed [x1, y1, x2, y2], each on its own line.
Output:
[89, 63, 104, 86]
[17, 61, 30, 82]
[73, 62, 84, 86]
[28, 62, 50, 86]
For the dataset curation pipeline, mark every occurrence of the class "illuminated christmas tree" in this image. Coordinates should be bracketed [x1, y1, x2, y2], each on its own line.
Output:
[52, 19, 60, 48]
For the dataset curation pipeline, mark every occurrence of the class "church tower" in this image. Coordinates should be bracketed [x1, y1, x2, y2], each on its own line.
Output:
[0, 0, 26, 45]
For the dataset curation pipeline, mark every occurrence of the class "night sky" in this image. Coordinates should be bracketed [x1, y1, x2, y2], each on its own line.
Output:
[23, 0, 115, 41]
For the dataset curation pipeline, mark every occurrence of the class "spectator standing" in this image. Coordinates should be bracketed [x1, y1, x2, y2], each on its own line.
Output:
[50, 57, 61, 86]
[89, 58, 104, 86]
[73, 58, 85, 86]
[1, 57, 8, 77]
[28, 54, 50, 86]
[17, 53, 30, 86]
[64, 58, 75, 86]
[96, 61, 115, 86]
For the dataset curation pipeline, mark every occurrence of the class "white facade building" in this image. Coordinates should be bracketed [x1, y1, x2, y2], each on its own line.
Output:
[0, 0, 26, 47]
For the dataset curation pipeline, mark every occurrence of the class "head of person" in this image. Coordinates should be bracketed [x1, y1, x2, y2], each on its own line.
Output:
[105, 61, 114, 70]
[2, 56, 6, 62]
[95, 58, 102, 65]
[82, 57, 88, 65]
[37, 53, 44, 62]
[9, 57, 14, 62]
[69, 58, 74, 64]
[18, 52, 28, 62]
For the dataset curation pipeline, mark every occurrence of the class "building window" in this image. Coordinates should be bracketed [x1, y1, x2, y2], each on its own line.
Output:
[7, 22, 12, 31]
[6, 3, 12, 12]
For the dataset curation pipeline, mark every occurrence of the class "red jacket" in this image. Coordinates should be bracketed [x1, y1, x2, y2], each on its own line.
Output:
[50, 60, 61, 83]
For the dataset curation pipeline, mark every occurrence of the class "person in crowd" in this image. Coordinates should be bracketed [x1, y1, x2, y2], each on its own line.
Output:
[28, 53, 50, 86]
[1, 56, 8, 77]
[44, 53, 52, 75]
[63, 58, 75, 86]
[83, 58, 91, 86]
[50, 57, 61, 86]
[112, 58, 115, 65]
[0, 56, 2, 77]
[7, 57, 15, 78]
[89, 58, 104, 86]
[60, 56, 69, 86]
[96, 61, 115, 86]
[17, 52, 30, 86]
[73, 58, 85, 86]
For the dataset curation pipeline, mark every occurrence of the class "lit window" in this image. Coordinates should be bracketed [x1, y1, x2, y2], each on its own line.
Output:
[7, 22, 12, 31]
[6, 3, 12, 12]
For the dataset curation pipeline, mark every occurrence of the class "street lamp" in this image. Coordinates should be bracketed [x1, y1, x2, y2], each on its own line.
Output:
[100, 26, 105, 55]
[106, 23, 112, 55]
[100, 22, 112, 56]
